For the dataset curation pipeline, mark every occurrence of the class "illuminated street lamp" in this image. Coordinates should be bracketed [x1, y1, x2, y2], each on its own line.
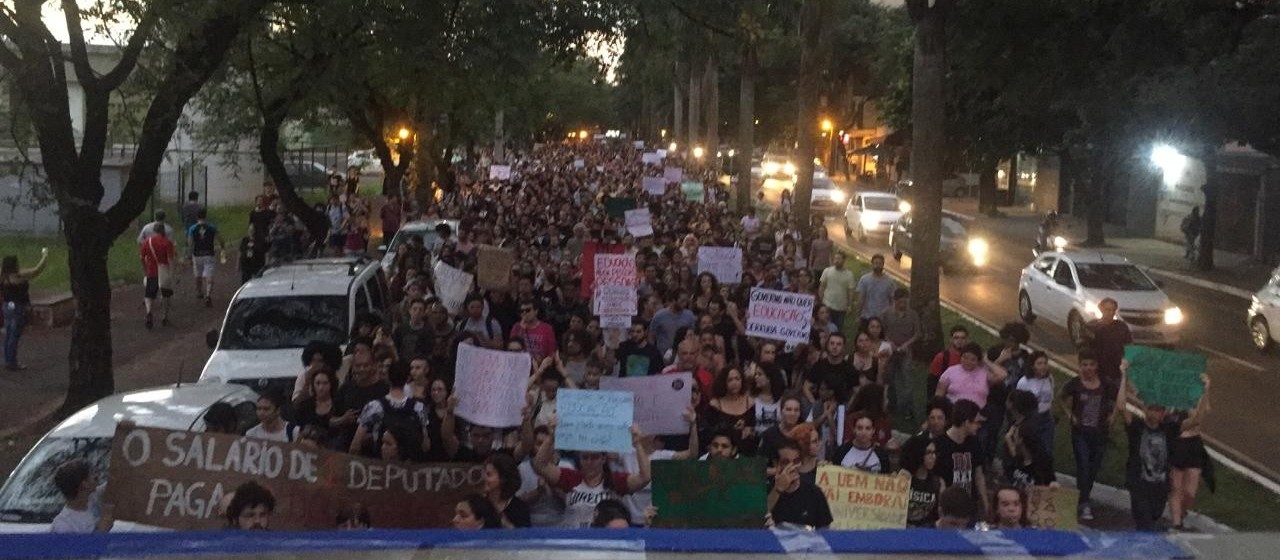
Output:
[660, 128, 668, 138]
[820, 118, 833, 132]
[668, 142, 678, 152]
[397, 127, 411, 141]
[578, 129, 589, 140]
[1151, 144, 1188, 187]
[693, 146, 705, 159]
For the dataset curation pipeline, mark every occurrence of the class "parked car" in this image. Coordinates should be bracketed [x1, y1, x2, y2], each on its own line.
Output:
[379, 219, 461, 278]
[0, 384, 259, 533]
[844, 191, 905, 243]
[284, 160, 334, 190]
[889, 211, 990, 272]
[943, 172, 980, 198]
[1018, 252, 1184, 346]
[347, 149, 385, 176]
[199, 258, 388, 396]
[1247, 265, 1280, 352]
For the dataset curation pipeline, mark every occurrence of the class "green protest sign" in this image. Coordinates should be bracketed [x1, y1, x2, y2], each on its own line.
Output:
[652, 458, 767, 529]
[604, 196, 637, 219]
[681, 180, 704, 202]
[1123, 345, 1206, 410]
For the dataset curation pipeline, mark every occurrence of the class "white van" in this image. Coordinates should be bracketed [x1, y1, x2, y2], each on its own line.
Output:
[199, 258, 388, 396]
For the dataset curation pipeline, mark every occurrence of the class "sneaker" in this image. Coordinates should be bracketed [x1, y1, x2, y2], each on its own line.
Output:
[1079, 504, 1094, 521]
[145, 313, 153, 330]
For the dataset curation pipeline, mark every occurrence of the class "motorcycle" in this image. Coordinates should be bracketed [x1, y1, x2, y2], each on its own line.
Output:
[1033, 228, 1068, 257]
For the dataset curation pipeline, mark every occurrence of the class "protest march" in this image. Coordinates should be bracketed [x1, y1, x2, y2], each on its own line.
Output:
[43, 140, 1211, 535]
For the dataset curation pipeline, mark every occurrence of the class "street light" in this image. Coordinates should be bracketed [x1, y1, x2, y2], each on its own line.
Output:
[660, 129, 668, 138]
[693, 146, 705, 159]
[820, 118, 833, 132]
[397, 127, 411, 140]
[579, 129, 589, 140]
[668, 142, 678, 152]
[1151, 144, 1188, 187]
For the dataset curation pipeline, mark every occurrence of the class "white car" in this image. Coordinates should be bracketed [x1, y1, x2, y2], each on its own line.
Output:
[1018, 252, 1184, 346]
[379, 219, 461, 278]
[809, 173, 848, 217]
[844, 191, 905, 243]
[0, 384, 260, 533]
[347, 149, 384, 176]
[1247, 265, 1280, 352]
[200, 258, 388, 396]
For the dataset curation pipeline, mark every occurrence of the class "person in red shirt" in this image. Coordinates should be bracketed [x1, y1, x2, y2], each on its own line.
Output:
[140, 224, 176, 329]
[510, 302, 558, 363]
[929, 326, 969, 405]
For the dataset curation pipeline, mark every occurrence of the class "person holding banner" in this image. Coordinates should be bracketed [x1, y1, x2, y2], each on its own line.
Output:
[533, 420, 652, 528]
[224, 481, 275, 531]
[829, 413, 890, 474]
[50, 459, 113, 533]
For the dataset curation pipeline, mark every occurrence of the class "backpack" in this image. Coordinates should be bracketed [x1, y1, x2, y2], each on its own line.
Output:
[374, 396, 425, 439]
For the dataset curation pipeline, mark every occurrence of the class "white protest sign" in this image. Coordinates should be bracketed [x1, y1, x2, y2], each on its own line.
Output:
[746, 287, 814, 345]
[663, 166, 684, 184]
[488, 164, 511, 180]
[624, 208, 653, 237]
[599, 314, 630, 350]
[633, 140, 645, 149]
[642, 176, 666, 197]
[573, 159, 585, 169]
[656, 149, 668, 158]
[698, 246, 744, 284]
[599, 373, 692, 436]
[433, 261, 473, 316]
[642, 152, 662, 164]
[454, 344, 531, 427]
[592, 253, 637, 316]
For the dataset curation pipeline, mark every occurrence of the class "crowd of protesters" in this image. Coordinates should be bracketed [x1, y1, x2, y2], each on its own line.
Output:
[49, 140, 1212, 534]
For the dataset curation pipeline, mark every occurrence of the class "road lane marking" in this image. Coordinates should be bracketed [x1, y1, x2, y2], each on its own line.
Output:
[1196, 344, 1266, 373]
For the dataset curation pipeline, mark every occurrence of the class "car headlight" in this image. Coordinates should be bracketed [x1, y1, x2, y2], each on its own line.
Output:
[967, 238, 989, 266]
[829, 190, 846, 203]
[1052, 235, 1068, 250]
[1084, 300, 1103, 319]
[783, 162, 796, 176]
[861, 214, 879, 230]
[1164, 306, 1184, 325]
[763, 161, 779, 175]
[899, 201, 912, 213]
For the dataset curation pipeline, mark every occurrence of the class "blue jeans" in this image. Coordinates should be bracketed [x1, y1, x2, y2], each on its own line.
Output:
[1071, 426, 1107, 505]
[1035, 410, 1056, 465]
[4, 302, 27, 367]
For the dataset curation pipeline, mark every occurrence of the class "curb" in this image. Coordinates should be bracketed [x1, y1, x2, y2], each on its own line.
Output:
[1142, 266, 1255, 300]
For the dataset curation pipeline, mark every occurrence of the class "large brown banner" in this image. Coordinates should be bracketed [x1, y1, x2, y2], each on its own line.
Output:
[103, 426, 483, 530]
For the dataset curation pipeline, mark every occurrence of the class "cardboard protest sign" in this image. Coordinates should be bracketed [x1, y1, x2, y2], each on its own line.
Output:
[642, 176, 666, 197]
[432, 261, 473, 316]
[488, 164, 511, 180]
[454, 343, 530, 427]
[604, 196, 637, 219]
[652, 458, 768, 529]
[1123, 346, 1206, 410]
[599, 372, 692, 435]
[104, 426, 483, 530]
[1028, 486, 1079, 530]
[556, 389, 634, 453]
[663, 166, 684, 184]
[476, 245, 514, 290]
[746, 288, 814, 345]
[578, 241, 625, 299]
[697, 246, 743, 284]
[592, 253, 637, 316]
[816, 465, 910, 530]
[642, 152, 662, 164]
[624, 208, 653, 237]
[681, 181, 704, 202]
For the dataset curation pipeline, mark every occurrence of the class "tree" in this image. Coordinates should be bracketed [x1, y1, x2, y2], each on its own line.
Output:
[0, 0, 268, 411]
[791, 0, 835, 230]
[904, 0, 955, 353]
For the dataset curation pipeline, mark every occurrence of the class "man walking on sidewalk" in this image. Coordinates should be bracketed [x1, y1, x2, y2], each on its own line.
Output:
[140, 224, 176, 329]
[187, 209, 226, 308]
[1181, 207, 1201, 262]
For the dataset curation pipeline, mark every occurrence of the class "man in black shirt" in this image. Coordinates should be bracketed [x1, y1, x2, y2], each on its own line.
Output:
[769, 440, 832, 529]
[1082, 298, 1132, 383]
[805, 332, 855, 402]
[334, 350, 390, 451]
[615, 318, 664, 377]
[932, 399, 989, 516]
[394, 298, 434, 359]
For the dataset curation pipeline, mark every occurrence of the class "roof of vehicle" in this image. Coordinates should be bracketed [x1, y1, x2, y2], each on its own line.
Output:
[236, 258, 375, 298]
[397, 219, 461, 233]
[1046, 251, 1134, 265]
[858, 191, 899, 200]
[46, 383, 259, 439]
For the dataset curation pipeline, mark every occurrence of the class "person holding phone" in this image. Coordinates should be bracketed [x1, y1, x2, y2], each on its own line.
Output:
[2, 247, 48, 371]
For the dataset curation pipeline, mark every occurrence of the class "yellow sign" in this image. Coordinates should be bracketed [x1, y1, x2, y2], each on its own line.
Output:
[816, 465, 910, 530]
[1028, 486, 1079, 530]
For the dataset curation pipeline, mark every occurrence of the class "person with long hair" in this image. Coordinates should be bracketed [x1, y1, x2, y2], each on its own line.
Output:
[900, 436, 946, 528]
[829, 412, 889, 473]
[452, 494, 502, 529]
[845, 384, 896, 450]
[1, 248, 48, 371]
[293, 369, 345, 444]
[692, 272, 719, 315]
[850, 330, 885, 388]
[484, 453, 531, 528]
[786, 422, 822, 484]
[989, 485, 1031, 529]
[709, 367, 757, 453]
[534, 421, 652, 528]
[749, 361, 787, 434]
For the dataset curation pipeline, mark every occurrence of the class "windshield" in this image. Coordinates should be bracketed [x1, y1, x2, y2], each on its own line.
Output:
[0, 437, 111, 523]
[1075, 263, 1157, 291]
[864, 197, 899, 212]
[388, 229, 443, 253]
[220, 296, 348, 350]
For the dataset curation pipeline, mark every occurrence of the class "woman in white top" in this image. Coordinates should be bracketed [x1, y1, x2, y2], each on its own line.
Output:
[864, 317, 895, 359]
[1015, 351, 1055, 460]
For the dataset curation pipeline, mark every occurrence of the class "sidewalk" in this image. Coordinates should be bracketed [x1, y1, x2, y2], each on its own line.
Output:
[942, 198, 1273, 299]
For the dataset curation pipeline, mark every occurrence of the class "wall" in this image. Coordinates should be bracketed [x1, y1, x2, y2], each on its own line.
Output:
[0, 160, 125, 235]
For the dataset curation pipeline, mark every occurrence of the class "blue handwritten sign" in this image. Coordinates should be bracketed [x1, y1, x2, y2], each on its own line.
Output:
[556, 389, 634, 453]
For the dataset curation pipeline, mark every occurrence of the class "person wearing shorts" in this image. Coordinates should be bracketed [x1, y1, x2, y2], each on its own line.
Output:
[141, 224, 176, 329]
[187, 209, 225, 308]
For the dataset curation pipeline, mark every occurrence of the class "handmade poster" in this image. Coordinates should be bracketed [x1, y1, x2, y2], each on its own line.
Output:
[573, 158, 585, 169]
[555, 389, 634, 453]
[633, 140, 645, 149]
[697, 246, 743, 284]
[1028, 486, 1079, 530]
[745, 288, 814, 345]
[592, 253, 637, 316]
[454, 343, 531, 427]
[599, 315, 630, 350]
[651, 458, 767, 529]
[488, 164, 511, 180]
[816, 465, 910, 530]
[599, 372, 692, 435]
[1123, 346, 1207, 410]
[656, 149, 668, 158]
[624, 208, 653, 237]
[642, 152, 663, 164]
[104, 426, 483, 530]
[663, 166, 684, 184]
[604, 196, 637, 219]
[681, 180, 704, 202]
[642, 176, 666, 197]
[578, 241, 625, 299]
[432, 261, 473, 315]
[476, 245, 515, 290]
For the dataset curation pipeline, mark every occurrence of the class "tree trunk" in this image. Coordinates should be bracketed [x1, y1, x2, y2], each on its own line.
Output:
[978, 161, 999, 216]
[906, 0, 953, 355]
[736, 42, 757, 213]
[260, 112, 329, 241]
[493, 109, 506, 164]
[672, 76, 684, 145]
[687, 58, 702, 155]
[1006, 152, 1019, 206]
[704, 54, 720, 162]
[1197, 153, 1219, 271]
[792, 0, 834, 230]
[1083, 152, 1113, 247]
[61, 209, 114, 412]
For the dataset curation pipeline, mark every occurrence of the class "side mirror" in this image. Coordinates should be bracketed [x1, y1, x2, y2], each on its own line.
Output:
[206, 329, 220, 349]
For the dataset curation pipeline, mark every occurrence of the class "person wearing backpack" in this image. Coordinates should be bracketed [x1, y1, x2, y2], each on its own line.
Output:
[457, 294, 504, 349]
[245, 392, 299, 443]
[349, 360, 430, 459]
